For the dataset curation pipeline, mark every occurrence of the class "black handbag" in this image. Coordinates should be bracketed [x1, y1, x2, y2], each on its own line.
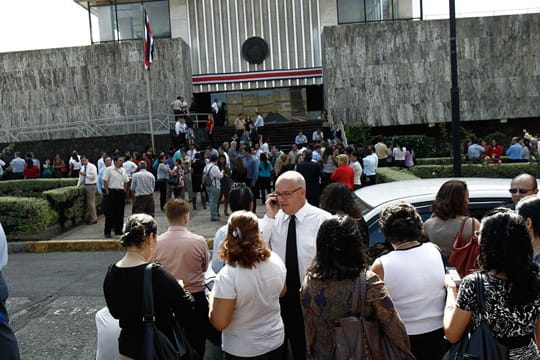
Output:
[443, 272, 508, 360]
[143, 263, 197, 360]
[168, 175, 180, 186]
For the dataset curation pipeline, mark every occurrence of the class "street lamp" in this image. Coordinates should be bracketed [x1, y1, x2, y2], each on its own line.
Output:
[449, 0, 461, 176]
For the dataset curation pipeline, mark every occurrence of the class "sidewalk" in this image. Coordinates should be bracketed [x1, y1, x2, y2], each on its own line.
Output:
[8, 192, 268, 253]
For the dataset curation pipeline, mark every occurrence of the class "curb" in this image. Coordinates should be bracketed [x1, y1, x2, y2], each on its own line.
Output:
[8, 238, 216, 253]
[8, 240, 122, 253]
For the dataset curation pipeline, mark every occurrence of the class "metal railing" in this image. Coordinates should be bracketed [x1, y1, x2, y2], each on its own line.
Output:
[0, 112, 211, 143]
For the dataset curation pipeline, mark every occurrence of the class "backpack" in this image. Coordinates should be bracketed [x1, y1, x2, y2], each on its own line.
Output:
[202, 165, 215, 187]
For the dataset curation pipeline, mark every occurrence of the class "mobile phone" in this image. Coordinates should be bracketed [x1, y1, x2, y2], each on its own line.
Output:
[446, 266, 462, 287]
[268, 193, 279, 206]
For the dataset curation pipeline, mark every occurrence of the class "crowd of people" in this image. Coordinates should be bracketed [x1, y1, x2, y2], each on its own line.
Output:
[464, 130, 538, 164]
[90, 167, 540, 360]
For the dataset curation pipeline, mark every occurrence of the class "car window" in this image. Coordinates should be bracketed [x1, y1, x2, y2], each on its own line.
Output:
[366, 197, 511, 247]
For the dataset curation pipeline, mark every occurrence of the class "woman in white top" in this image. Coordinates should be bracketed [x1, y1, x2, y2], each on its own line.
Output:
[210, 210, 286, 359]
[372, 202, 446, 360]
[392, 141, 406, 168]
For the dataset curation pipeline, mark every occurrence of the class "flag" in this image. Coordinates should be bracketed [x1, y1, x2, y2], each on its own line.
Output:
[144, 10, 154, 70]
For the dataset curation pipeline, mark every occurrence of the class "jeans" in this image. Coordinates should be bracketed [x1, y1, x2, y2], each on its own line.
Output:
[206, 185, 220, 220]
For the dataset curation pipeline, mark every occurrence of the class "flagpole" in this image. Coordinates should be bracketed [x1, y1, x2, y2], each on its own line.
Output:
[146, 69, 155, 153]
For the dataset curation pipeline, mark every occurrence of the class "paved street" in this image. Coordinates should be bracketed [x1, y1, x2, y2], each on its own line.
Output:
[3, 193, 269, 359]
[4, 251, 119, 360]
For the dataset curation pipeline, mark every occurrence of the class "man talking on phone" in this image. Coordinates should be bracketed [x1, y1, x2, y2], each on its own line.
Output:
[259, 171, 331, 359]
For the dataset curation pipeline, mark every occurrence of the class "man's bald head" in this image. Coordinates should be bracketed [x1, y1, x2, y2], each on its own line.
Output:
[510, 173, 538, 205]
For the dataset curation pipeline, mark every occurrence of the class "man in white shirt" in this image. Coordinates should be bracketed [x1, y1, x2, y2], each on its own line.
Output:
[211, 99, 220, 124]
[362, 146, 378, 186]
[130, 161, 156, 216]
[260, 171, 332, 360]
[254, 111, 264, 141]
[122, 155, 138, 202]
[78, 155, 99, 224]
[103, 156, 129, 238]
[175, 117, 187, 148]
[312, 128, 324, 143]
[97, 152, 107, 174]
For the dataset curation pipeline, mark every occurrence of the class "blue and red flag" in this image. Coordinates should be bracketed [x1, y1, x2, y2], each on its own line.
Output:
[144, 10, 154, 70]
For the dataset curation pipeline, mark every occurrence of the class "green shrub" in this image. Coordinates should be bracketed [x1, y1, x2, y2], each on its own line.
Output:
[0, 197, 58, 235]
[376, 167, 420, 183]
[0, 178, 78, 197]
[410, 163, 539, 179]
[43, 186, 86, 227]
[415, 157, 454, 166]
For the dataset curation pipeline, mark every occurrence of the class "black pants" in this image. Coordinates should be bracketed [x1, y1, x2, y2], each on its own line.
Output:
[157, 181, 167, 210]
[246, 178, 257, 212]
[104, 189, 125, 236]
[225, 344, 283, 360]
[185, 291, 209, 358]
[409, 327, 447, 360]
[257, 176, 272, 203]
[280, 293, 305, 360]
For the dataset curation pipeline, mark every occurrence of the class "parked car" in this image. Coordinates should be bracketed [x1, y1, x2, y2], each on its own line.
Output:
[354, 178, 515, 246]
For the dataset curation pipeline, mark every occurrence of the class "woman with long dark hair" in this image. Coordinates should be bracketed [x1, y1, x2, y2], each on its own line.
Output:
[319, 182, 368, 246]
[423, 180, 480, 260]
[444, 208, 540, 359]
[301, 215, 410, 359]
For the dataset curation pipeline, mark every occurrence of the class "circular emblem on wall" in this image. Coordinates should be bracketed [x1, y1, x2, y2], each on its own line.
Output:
[241, 37, 269, 64]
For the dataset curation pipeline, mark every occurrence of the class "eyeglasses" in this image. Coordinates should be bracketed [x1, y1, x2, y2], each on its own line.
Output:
[509, 188, 531, 194]
[275, 187, 303, 199]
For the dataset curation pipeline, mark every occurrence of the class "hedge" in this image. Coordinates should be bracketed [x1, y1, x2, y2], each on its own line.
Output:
[410, 162, 539, 179]
[376, 167, 420, 183]
[0, 178, 78, 197]
[0, 197, 58, 234]
[415, 157, 454, 166]
[43, 186, 86, 228]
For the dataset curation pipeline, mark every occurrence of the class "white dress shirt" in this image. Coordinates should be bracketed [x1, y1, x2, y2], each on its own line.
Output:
[260, 202, 332, 284]
[78, 162, 98, 186]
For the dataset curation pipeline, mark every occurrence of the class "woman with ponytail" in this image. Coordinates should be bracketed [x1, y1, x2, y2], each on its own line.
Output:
[444, 208, 540, 359]
[103, 213, 195, 359]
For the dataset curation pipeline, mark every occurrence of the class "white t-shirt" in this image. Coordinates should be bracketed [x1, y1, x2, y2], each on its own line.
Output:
[69, 156, 82, 171]
[122, 160, 138, 179]
[214, 252, 286, 357]
[378, 242, 445, 335]
[393, 147, 406, 161]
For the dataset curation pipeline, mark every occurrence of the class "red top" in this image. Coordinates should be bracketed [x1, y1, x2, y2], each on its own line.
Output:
[206, 117, 214, 133]
[485, 145, 503, 158]
[23, 165, 40, 179]
[331, 164, 354, 190]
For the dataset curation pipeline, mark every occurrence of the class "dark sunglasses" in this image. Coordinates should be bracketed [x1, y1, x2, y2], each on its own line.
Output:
[508, 188, 530, 194]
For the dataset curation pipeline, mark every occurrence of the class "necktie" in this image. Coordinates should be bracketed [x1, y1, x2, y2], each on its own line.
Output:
[285, 215, 300, 294]
[82, 166, 87, 185]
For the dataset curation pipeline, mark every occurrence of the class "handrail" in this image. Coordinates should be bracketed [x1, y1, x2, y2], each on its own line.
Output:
[0, 112, 211, 143]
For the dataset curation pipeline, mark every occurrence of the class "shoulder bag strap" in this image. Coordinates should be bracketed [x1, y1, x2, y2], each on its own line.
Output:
[351, 276, 361, 315]
[358, 269, 368, 317]
[143, 263, 155, 360]
[456, 217, 469, 247]
[474, 272, 486, 321]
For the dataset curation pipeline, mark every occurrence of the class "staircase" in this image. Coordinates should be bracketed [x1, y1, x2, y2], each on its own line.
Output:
[195, 120, 330, 150]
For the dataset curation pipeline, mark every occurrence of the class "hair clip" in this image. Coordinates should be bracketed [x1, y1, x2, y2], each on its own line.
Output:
[232, 227, 242, 239]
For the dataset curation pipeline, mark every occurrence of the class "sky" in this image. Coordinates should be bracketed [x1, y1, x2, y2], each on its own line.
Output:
[0, 0, 539, 53]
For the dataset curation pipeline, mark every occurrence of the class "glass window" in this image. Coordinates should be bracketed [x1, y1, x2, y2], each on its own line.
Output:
[89, 1, 170, 43]
[338, 0, 365, 24]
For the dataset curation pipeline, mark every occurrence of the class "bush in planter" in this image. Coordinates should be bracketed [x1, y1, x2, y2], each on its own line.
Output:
[0, 197, 58, 235]
[415, 157, 453, 166]
[410, 162, 539, 179]
[376, 167, 420, 183]
[0, 178, 78, 197]
[43, 186, 86, 228]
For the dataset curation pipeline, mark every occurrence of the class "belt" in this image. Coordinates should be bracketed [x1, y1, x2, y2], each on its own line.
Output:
[136, 194, 154, 197]
[109, 188, 124, 192]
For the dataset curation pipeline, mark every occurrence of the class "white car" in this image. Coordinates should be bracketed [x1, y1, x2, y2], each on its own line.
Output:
[353, 178, 514, 246]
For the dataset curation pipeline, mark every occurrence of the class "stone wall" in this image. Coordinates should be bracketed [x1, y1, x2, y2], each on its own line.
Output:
[322, 14, 540, 126]
[0, 38, 191, 141]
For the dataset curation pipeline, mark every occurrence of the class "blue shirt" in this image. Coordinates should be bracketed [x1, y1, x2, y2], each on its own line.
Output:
[258, 162, 272, 178]
[241, 154, 258, 182]
[10, 157, 25, 173]
[506, 143, 523, 160]
[535, 252, 540, 265]
[295, 134, 308, 144]
[166, 157, 175, 170]
[467, 144, 485, 160]
[363, 154, 378, 176]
